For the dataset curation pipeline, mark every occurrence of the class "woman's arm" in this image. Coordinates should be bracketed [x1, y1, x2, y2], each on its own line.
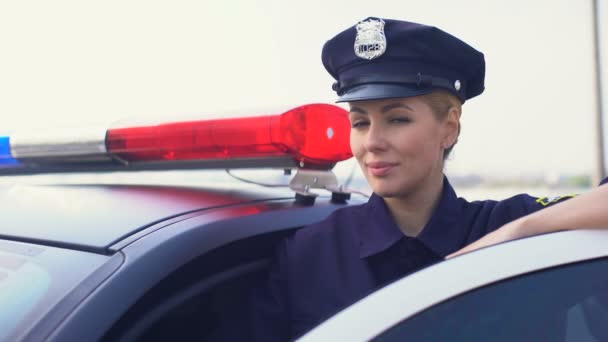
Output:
[447, 182, 608, 258]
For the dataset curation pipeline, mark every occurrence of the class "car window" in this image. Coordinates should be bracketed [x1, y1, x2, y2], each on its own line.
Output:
[102, 231, 292, 342]
[0, 241, 115, 342]
[374, 257, 608, 342]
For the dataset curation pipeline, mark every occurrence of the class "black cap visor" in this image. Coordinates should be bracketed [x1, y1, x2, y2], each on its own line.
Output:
[336, 83, 436, 103]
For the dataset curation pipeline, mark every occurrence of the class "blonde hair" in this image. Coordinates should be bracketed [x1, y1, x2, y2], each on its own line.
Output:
[420, 90, 462, 159]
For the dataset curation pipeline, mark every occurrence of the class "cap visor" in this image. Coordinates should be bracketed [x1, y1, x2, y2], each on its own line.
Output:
[336, 84, 434, 103]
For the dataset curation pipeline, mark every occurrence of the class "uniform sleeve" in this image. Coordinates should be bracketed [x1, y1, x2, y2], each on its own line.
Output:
[532, 194, 577, 207]
[600, 177, 608, 186]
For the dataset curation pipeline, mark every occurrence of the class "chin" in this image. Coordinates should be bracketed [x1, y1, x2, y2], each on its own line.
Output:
[369, 181, 405, 198]
[373, 190, 400, 198]
[368, 176, 420, 198]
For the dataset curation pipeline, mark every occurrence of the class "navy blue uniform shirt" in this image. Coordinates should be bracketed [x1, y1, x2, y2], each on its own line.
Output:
[239, 176, 604, 341]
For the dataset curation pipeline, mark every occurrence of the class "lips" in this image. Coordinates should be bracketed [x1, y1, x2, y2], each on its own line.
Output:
[366, 161, 398, 177]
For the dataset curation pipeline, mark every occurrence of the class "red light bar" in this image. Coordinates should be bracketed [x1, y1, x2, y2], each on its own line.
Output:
[106, 104, 352, 169]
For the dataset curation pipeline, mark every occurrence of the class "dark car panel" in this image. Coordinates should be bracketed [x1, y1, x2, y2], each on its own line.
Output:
[41, 197, 359, 342]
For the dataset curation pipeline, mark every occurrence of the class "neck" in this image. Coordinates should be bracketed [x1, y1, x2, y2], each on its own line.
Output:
[383, 172, 445, 237]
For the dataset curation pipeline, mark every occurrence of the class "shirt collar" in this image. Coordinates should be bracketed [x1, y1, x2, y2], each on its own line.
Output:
[357, 192, 404, 258]
[357, 176, 465, 259]
[416, 177, 466, 257]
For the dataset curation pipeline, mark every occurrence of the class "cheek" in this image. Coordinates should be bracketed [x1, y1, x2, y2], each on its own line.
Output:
[395, 131, 426, 152]
[396, 130, 441, 158]
[349, 132, 364, 159]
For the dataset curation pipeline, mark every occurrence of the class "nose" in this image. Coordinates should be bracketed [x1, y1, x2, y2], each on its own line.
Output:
[363, 123, 388, 153]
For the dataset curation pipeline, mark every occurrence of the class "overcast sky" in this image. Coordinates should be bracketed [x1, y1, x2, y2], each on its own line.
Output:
[1, 0, 607, 178]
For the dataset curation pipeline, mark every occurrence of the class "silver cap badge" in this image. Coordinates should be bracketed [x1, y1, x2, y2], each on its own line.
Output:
[354, 18, 387, 60]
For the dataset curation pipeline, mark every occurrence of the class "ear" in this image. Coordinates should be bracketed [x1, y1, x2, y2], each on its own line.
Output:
[442, 106, 461, 148]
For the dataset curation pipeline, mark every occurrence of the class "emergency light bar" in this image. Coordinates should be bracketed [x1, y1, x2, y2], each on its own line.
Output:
[0, 137, 18, 166]
[0, 104, 353, 175]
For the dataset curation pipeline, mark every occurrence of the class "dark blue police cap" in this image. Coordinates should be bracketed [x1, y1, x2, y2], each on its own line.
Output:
[322, 17, 485, 103]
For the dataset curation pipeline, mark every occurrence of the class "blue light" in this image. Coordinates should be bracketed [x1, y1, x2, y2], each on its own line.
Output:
[0, 136, 18, 165]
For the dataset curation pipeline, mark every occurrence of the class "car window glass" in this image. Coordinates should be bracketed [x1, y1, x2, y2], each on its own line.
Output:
[0, 242, 113, 342]
[374, 257, 608, 342]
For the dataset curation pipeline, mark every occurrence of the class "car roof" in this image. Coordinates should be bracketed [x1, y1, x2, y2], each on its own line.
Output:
[0, 179, 295, 254]
[299, 229, 608, 341]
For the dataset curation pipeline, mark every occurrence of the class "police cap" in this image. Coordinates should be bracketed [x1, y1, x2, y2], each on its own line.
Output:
[322, 17, 485, 103]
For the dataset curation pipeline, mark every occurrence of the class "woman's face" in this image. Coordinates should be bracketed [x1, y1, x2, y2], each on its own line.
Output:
[348, 96, 457, 198]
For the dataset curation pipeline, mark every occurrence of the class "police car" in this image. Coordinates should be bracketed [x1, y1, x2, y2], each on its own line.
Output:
[1, 104, 607, 342]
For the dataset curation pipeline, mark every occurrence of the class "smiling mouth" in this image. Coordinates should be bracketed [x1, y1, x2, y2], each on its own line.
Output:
[366, 163, 397, 177]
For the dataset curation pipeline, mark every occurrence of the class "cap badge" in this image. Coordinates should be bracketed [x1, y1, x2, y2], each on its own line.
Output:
[354, 18, 387, 60]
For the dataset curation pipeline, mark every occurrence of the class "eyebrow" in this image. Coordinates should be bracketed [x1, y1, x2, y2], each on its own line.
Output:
[349, 102, 415, 115]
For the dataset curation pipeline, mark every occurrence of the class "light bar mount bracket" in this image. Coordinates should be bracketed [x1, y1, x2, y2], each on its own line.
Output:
[289, 169, 351, 205]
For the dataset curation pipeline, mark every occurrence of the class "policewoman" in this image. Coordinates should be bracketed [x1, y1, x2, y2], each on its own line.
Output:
[245, 17, 608, 341]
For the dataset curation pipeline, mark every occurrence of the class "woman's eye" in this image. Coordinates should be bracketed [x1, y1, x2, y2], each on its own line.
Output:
[389, 117, 411, 124]
[351, 121, 370, 128]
